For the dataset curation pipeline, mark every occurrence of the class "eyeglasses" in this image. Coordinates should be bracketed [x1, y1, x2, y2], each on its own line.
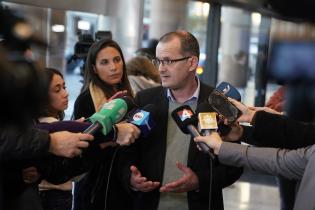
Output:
[152, 56, 191, 66]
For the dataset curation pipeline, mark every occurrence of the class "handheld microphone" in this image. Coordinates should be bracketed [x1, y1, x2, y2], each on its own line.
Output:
[126, 104, 156, 137]
[198, 112, 218, 135]
[171, 105, 214, 157]
[216, 81, 241, 101]
[84, 96, 137, 136]
[196, 102, 231, 136]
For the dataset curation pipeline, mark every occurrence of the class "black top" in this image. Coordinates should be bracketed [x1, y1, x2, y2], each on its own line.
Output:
[242, 111, 315, 149]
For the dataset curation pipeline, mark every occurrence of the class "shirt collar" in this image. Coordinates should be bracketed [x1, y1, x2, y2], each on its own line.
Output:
[167, 76, 200, 104]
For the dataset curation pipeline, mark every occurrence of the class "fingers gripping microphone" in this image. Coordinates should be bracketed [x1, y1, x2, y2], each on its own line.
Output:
[126, 104, 157, 137]
[84, 97, 136, 136]
[171, 105, 213, 156]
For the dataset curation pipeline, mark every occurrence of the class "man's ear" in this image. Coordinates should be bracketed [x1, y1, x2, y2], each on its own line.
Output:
[189, 56, 199, 72]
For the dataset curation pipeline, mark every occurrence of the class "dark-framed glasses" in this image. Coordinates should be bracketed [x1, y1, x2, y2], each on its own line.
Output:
[152, 56, 191, 66]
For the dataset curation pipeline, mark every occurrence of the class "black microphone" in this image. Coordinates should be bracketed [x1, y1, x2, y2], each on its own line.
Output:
[126, 104, 156, 138]
[171, 105, 214, 158]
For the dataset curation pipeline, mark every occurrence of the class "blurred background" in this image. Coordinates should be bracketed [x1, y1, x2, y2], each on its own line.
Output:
[2, 0, 315, 209]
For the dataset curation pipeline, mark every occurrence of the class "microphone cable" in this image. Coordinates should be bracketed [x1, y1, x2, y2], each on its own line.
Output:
[208, 155, 213, 210]
[104, 146, 120, 210]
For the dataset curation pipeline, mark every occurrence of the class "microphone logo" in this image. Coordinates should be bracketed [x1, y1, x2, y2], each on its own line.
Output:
[131, 110, 149, 125]
[222, 85, 230, 95]
[177, 109, 194, 121]
[102, 100, 116, 110]
[133, 112, 145, 121]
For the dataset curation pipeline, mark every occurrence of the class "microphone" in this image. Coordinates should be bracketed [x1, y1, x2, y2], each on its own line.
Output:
[198, 112, 218, 136]
[126, 104, 156, 137]
[196, 102, 231, 136]
[171, 105, 214, 157]
[216, 81, 241, 101]
[84, 96, 137, 136]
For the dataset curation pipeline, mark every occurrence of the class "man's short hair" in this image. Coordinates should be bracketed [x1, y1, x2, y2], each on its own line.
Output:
[158, 31, 199, 59]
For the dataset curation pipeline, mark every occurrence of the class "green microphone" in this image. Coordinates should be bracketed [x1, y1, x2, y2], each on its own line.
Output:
[84, 97, 135, 136]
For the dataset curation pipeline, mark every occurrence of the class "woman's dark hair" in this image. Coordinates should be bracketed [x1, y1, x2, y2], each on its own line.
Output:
[82, 39, 133, 98]
[40, 68, 65, 120]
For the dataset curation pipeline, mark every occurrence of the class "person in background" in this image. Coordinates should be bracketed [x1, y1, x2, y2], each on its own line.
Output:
[265, 85, 286, 113]
[135, 38, 158, 61]
[118, 31, 243, 210]
[72, 38, 139, 210]
[35, 68, 72, 210]
[265, 85, 297, 210]
[126, 56, 161, 94]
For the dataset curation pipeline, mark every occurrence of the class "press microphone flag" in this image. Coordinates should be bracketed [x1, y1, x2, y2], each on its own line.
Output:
[216, 81, 241, 101]
[171, 105, 214, 157]
[126, 104, 156, 137]
[198, 112, 218, 134]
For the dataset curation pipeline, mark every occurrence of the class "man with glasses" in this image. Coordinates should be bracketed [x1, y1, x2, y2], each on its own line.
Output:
[118, 31, 242, 210]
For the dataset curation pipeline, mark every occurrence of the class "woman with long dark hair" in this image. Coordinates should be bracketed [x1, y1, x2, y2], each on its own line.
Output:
[72, 39, 134, 210]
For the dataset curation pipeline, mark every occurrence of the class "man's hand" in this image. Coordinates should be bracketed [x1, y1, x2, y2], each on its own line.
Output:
[130, 165, 160, 192]
[159, 162, 199, 193]
[22, 167, 41, 184]
[194, 132, 223, 155]
[116, 123, 141, 146]
[49, 131, 92, 158]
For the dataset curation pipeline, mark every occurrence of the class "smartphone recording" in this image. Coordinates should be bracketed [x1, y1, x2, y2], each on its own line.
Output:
[208, 90, 241, 123]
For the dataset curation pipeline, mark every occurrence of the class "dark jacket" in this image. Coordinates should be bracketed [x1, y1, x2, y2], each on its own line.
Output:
[72, 89, 132, 210]
[72, 89, 95, 121]
[242, 111, 315, 149]
[118, 84, 243, 210]
[0, 125, 50, 162]
[0, 125, 50, 210]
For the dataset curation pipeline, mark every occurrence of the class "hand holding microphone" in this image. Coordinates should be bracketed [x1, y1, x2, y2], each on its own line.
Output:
[194, 132, 223, 155]
[115, 123, 140, 146]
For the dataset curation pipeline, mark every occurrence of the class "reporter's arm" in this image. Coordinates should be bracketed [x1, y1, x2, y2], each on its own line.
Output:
[195, 134, 310, 180]
[0, 126, 50, 161]
[251, 111, 315, 148]
[218, 142, 311, 180]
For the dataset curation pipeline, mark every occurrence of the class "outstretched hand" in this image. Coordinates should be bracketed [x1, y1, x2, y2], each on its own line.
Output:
[159, 162, 199, 193]
[130, 165, 160, 192]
